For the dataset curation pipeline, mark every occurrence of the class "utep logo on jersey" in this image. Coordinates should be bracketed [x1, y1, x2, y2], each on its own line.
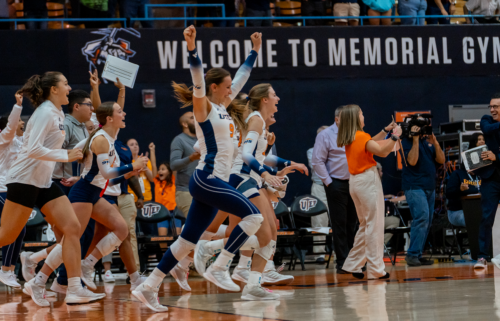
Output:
[219, 114, 232, 120]
[109, 150, 115, 157]
[82, 28, 140, 84]
[141, 203, 162, 218]
[102, 159, 110, 165]
[299, 197, 317, 212]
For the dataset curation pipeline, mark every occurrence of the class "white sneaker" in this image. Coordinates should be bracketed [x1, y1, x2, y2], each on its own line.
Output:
[194, 240, 213, 275]
[231, 267, 250, 283]
[50, 279, 67, 294]
[241, 284, 280, 301]
[492, 255, 500, 269]
[20, 252, 37, 282]
[0, 270, 21, 288]
[131, 283, 169, 312]
[130, 274, 148, 292]
[474, 258, 488, 269]
[170, 264, 191, 291]
[9, 272, 21, 289]
[103, 270, 115, 283]
[262, 262, 294, 286]
[65, 286, 106, 304]
[81, 260, 97, 290]
[203, 265, 240, 292]
[23, 279, 49, 307]
[44, 290, 57, 298]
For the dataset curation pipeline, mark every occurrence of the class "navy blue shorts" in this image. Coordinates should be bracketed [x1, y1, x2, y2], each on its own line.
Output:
[229, 174, 260, 199]
[68, 179, 102, 205]
[103, 194, 118, 205]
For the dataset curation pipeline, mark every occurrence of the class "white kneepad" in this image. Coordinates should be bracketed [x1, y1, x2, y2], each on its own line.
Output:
[170, 236, 196, 261]
[255, 240, 276, 261]
[96, 232, 122, 256]
[239, 214, 264, 236]
[215, 224, 227, 239]
[45, 244, 63, 270]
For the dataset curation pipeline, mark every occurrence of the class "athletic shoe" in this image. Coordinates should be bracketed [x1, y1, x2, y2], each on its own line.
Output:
[103, 270, 115, 283]
[194, 240, 213, 275]
[0, 270, 21, 288]
[131, 283, 169, 312]
[130, 274, 148, 292]
[492, 255, 500, 269]
[204, 265, 240, 292]
[231, 267, 250, 283]
[419, 258, 435, 265]
[405, 256, 421, 267]
[50, 279, 67, 294]
[65, 286, 106, 304]
[170, 264, 191, 291]
[474, 258, 488, 269]
[23, 279, 49, 307]
[44, 290, 57, 298]
[261, 262, 294, 286]
[20, 252, 37, 282]
[81, 260, 97, 290]
[241, 284, 280, 301]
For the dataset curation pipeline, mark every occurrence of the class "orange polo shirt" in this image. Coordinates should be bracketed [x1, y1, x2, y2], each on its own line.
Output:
[154, 175, 176, 211]
[345, 131, 377, 175]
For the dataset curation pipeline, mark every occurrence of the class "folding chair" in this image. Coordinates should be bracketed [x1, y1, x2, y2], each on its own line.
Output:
[136, 202, 176, 271]
[290, 195, 333, 270]
[22, 207, 55, 252]
[272, 199, 299, 269]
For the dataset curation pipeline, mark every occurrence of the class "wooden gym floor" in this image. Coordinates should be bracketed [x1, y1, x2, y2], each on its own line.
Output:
[0, 260, 498, 321]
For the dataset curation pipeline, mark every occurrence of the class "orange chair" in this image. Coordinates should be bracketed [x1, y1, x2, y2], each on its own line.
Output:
[275, 1, 301, 16]
[11, 3, 25, 29]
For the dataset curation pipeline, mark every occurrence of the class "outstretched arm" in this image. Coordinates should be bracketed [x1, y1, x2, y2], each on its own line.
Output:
[0, 93, 23, 145]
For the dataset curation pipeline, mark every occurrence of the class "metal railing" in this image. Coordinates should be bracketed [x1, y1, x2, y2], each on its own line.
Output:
[1, 14, 496, 29]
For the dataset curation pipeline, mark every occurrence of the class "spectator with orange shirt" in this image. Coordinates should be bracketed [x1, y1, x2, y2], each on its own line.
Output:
[155, 162, 182, 238]
[127, 139, 155, 205]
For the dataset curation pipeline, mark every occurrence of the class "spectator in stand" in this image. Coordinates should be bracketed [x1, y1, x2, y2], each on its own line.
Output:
[464, 0, 500, 23]
[154, 162, 182, 240]
[363, 0, 393, 25]
[332, 0, 360, 26]
[302, 0, 328, 26]
[246, 0, 272, 26]
[0, 0, 9, 30]
[127, 139, 156, 204]
[23, 0, 48, 29]
[79, 0, 111, 28]
[170, 112, 200, 218]
[308, 125, 329, 263]
[426, 0, 455, 24]
[445, 133, 484, 227]
[398, 0, 427, 25]
[119, 0, 153, 28]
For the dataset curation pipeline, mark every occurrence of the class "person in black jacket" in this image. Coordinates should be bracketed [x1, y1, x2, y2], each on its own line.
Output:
[446, 167, 481, 227]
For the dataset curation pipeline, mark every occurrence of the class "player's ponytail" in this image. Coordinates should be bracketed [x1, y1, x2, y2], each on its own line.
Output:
[227, 92, 248, 132]
[79, 101, 116, 163]
[18, 72, 62, 108]
[172, 81, 194, 108]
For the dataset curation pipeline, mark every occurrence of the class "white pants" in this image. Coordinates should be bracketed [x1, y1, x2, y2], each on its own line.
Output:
[343, 167, 386, 279]
[311, 183, 329, 258]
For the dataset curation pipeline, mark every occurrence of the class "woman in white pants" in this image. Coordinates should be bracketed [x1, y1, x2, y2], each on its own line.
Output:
[336, 104, 400, 279]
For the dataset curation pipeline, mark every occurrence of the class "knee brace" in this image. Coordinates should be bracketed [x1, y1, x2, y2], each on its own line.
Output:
[215, 225, 227, 239]
[239, 214, 263, 236]
[240, 235, 260, 250]
[255, 240, 276, 261]
[170, 236, 196, 262]
[45, 244, 63, 271]
[96, 232, 122, 257]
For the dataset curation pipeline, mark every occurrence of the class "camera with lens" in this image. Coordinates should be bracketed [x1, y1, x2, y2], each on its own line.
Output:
[401, 114, 433, 137]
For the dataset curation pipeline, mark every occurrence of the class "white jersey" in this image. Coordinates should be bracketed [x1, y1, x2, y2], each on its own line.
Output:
[7, 101, 68, 188]
[231, 111, 267, 183]
[195, 102, 235, 182]
[80, 129, 120, 189]
[0, 105, 23, 193]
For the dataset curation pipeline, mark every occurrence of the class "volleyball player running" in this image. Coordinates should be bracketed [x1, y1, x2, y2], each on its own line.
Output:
[0, 93, 25, 288]
[0, 72, 105, 306]
[132, 26, 270, 312]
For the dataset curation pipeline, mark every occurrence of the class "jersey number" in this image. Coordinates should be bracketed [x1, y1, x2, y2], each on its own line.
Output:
[229, 124, 234, 138]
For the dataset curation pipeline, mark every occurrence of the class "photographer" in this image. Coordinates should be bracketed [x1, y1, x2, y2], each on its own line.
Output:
[402, 121, 445, 267]
[474, 93, 500, 268]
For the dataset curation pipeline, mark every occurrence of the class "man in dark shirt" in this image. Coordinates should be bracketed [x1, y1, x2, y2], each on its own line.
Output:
[475, 93, 500, 267]
[246, 0, 272, 26]
[401, 126, 445, 266]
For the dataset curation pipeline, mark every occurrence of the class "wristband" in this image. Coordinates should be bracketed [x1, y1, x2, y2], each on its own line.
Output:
[391, 135, 399, 141]
[383, 127, 390, 133]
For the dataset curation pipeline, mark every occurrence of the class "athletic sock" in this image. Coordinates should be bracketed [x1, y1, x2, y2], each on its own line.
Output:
[34, 272, 48, 286]
[145, 268, 166, 289]
[213, 250, 235, 271]
[199, 231, 215, 241]
[129, 271, 140, 284]
[248, 271, 262, 287]
[178, 256, 193, 271]
[68, 277, 81, 292]
[206, 239, 225, 254]
[264, 260, 275, 272]
[30, 249, 48, 263]
[237, 255, 253, 270]
[84, 254, 98, 267]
